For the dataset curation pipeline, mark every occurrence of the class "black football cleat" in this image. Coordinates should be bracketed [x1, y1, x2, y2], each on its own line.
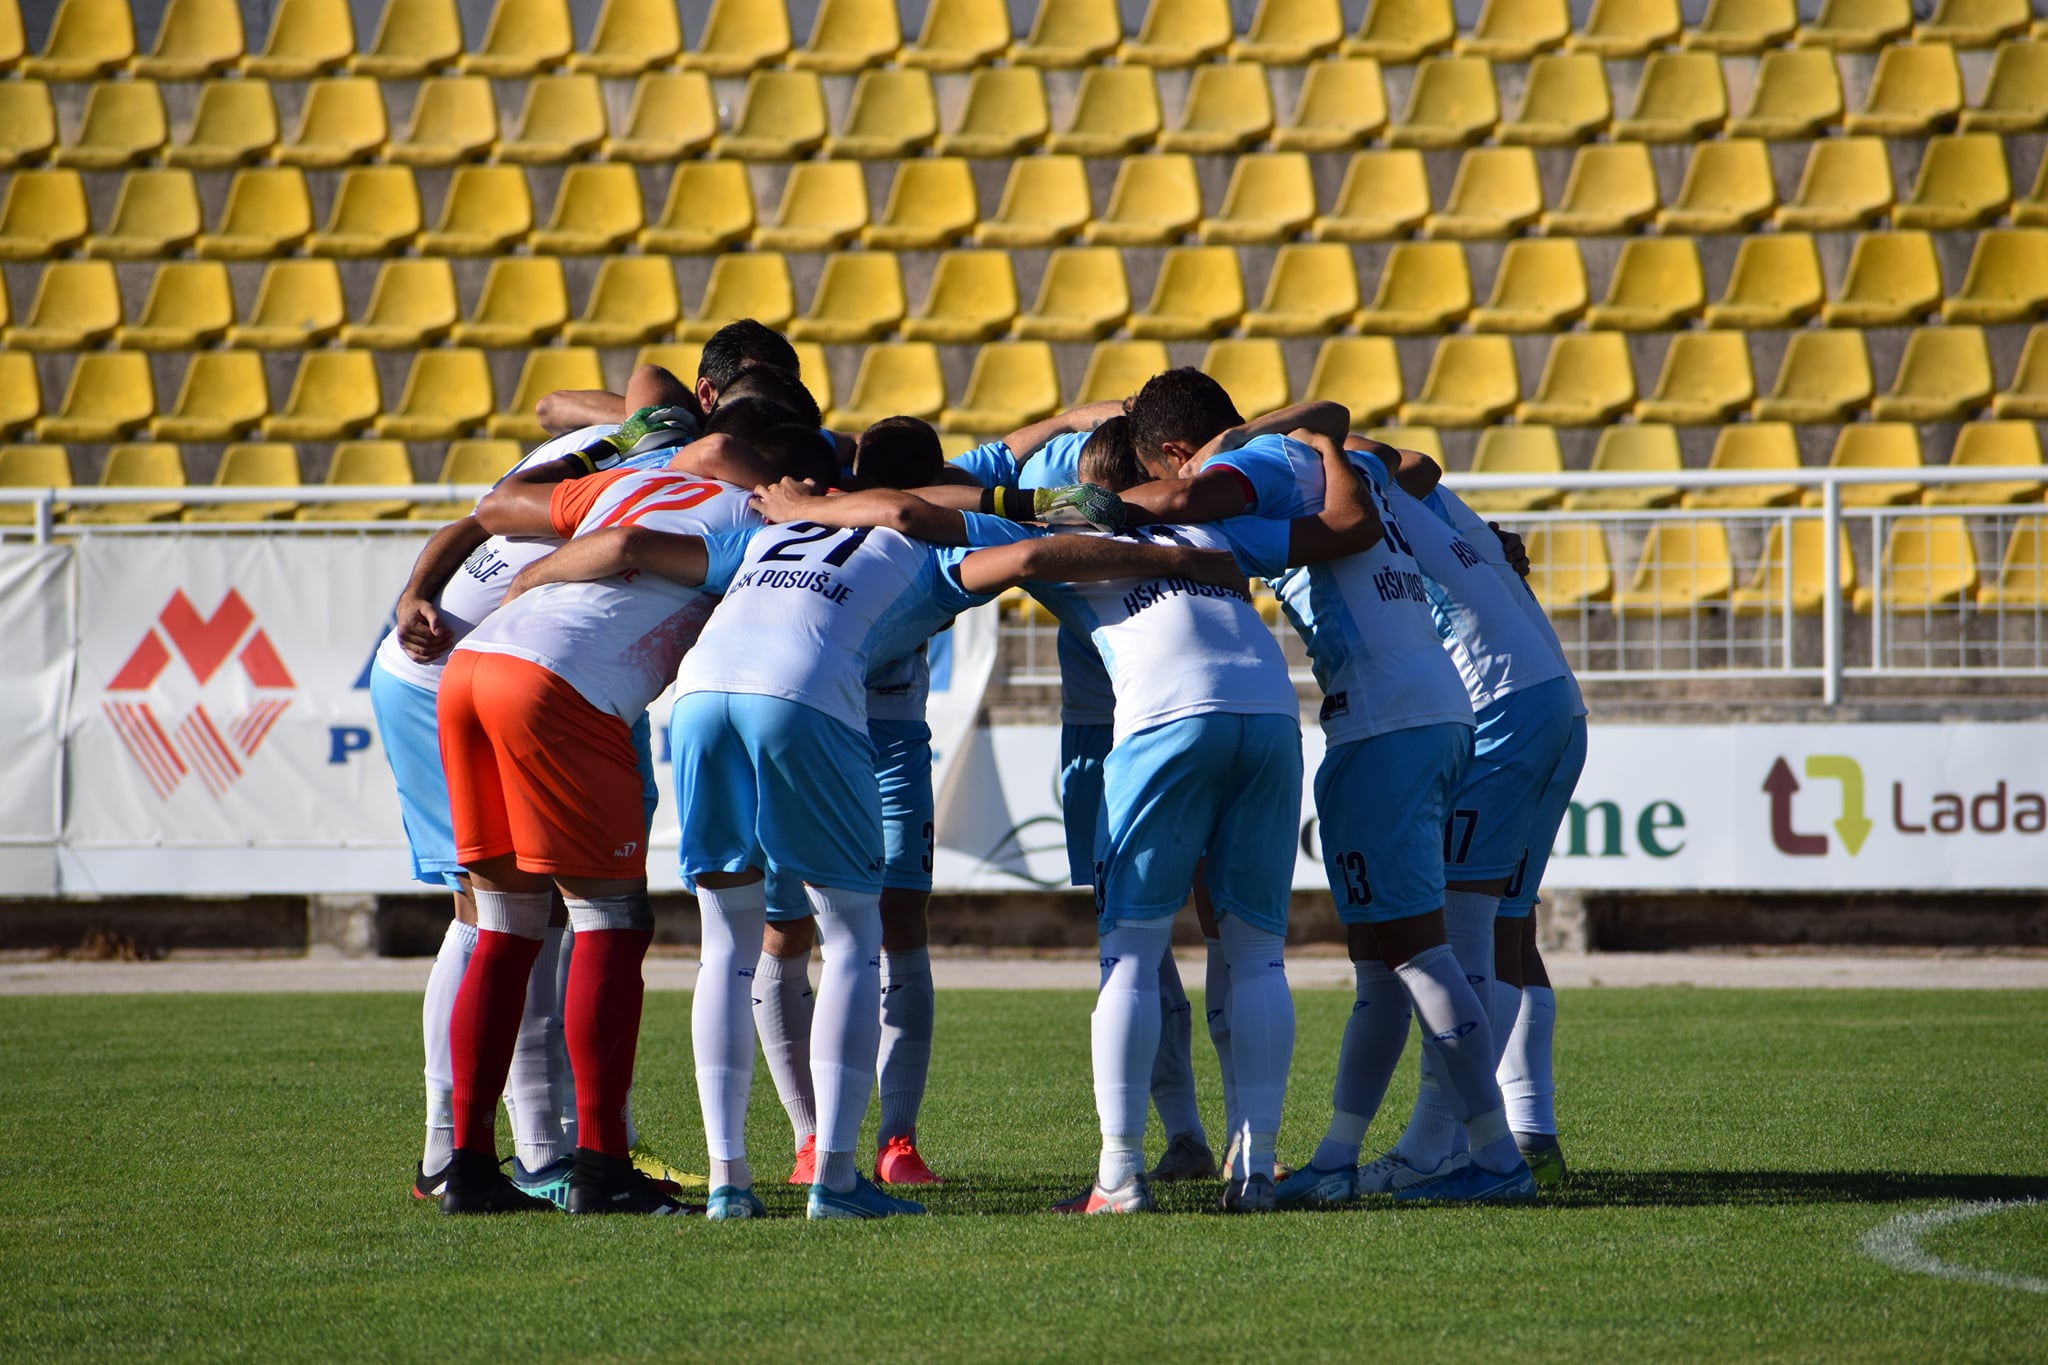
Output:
[439, 1149, 554, 1215]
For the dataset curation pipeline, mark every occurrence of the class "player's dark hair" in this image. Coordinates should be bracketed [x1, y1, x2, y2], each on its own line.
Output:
[702, 396, 809, 446]
[1077, 416, 1146, 493]
[697, 320, 800, 393]
[713, 363, 822, 431]
[854, 416, 944, 492]
[1125, 367, 1245, 464]
[753, 423, 840, 489]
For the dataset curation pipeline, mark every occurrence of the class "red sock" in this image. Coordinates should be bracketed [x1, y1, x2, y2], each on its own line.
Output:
[448, 929, 544, 1158]
[564, 927, 653, 1158]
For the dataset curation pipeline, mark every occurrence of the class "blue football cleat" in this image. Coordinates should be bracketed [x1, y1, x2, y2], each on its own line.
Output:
[807, 1175, 928, 1220]
[1392, 1159, 1538, 1204]
[1273, 1161, 1362, 1208]
[705, 1185, 767, 1221]
[510, 1155, 576, 1211]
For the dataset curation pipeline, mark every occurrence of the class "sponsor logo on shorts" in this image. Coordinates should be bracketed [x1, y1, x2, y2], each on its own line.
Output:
[613, 841, 638, 857]
[1319, 692, 1349, 723]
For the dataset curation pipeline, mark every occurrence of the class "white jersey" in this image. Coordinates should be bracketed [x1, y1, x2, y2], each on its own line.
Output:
[1425, 485, 1588, 718]
[456, 468, 759, 722]
[1027, 522, 1300, 744]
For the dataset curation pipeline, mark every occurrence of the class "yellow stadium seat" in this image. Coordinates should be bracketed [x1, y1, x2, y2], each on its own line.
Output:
[795, 0, 899, 72]
[1011, 0, 1114, 67]
[1459, 0, 1567, 58]
[462, 0, 570, 76]
[716, 70, 828, 160]
[678, 255, 795, 340]
[1845, 42, 1962, 135]
[1200, 153, 1316, 245]
[1757, 331, 1873, 424]
[1305, 336, 1403, 426]
[1705, 234, 1823, 329]
[828, 343, 946, 429]
[36, 353, 152, 443]
[168, 79, 277, 168]
[1809, 423, 1921, 508]
[1994, 326, 2048, 418]
[564, 257, 678, 348]
[1921, 0, 2028, 45]
[410, 440, 523, 520]
[752, 162, 868, 253]
[1961, 40, 2048, 132]
[83, 169, 201, 259]
[1776, 137, 1893, 230]
[1928, 421, 2045, 506]
[791, 343, 832, 414]
[1587, 238, 1703, 331]
[340, 258, 457, 349]
[1872, 327, 1992, 423]
[487, 348, 603, 441]
[1728, 47, 1843, 139]
[388, 76, 496, 166]
[1637, 331, 1755, 426]
[864, 158, 977, 250]
[0, 81, 52, 168]
[244, 0, 352, 77]
[195, 167, 311, 259]
[231, 260, 344, 348]
[1084, 154, 1201, 247]
[1499, 52, 1610, 145]
[22, 0, 131, 78]
[2015, 154, 2048, 226]
[1944, 229, 2048, 324]
[453, 258, 567, 349]
[1463, 426, 1563, 512]
[1823, 230, 1942, 327]
[533, 163, 642, 254]
[184, 443, 301, 523]
[937, 67, 1049, 157]
[53, 81, 166, 170]
[1245, 243, 1359, 338]
[262, 350, 379, 440]
[1658, 139, 1777, 233]
[1345, 0, 1453, 60]
[1612, 521, 1734, 615]
[570, 0, 680, 74]
[1048, 66, 1161, 156]
[1521, 332, 1635, 426]
[1016, 246, 1129, 342]
[1160, 63, 1274, 155]
[903, 250, 1017, 344]
[642, 161, 753, 254]
[678, 0, 790, 74]
[277, 76, 384, 168]
[151, 351, 267, 443]
[904, 0, 1008, 69]
[1204, 339, 1292, 422]
[1855, 516, 1977, 612]
[1565, 424, 1683, 511]
[0, 351, 35, 438]
[605, 72, 715, 161]
[8, 261, 120, 351]
[1614, 50, 1727, 141]
[1571, 0, 1679, 55]
[0, 444, 71, 524]
[1389, 56, 1499, 149]
[1542, 142, 1657, 235]
[1471, 239, 1586, 333]
[1684, 422, 1801, 510]
[419, 165, 532, 256]
[1525, 521, 1613, 608]
[828, 68, 937, 158]
[1272, 57, 1386, 151]
[1367, 425, 1444, 461]
[70, 444, 185, 526]
[1075, 340, 1171, 406]
[941, 341, 1060, 433]
[1799, 0, 1912, 50]
[0, 171, 87, 260]
[791, 253, 905, 344]
[1403, 336, 1520, 427]
[1895, 134, 2011, 229]
[1426, 147, 1542, 238]
[1234, 0, 1342, 62]
[134, 0, 242, 75]
[1122, 0, 1231, 65]
[1128, 247, 1244, 341]
[975, 156, 1089, 249]
[351, 0, 459, 76]
[376, 349, 494, 441]
[118, 261, 233, 350]
[296, 441, 415, 522]
[500, 74, 605, 164]
[1976, 515, 2048, 607]
[305, 165, 419, 258]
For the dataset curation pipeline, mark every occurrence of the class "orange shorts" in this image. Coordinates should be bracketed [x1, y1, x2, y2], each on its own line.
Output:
[437, 651, 648, 880]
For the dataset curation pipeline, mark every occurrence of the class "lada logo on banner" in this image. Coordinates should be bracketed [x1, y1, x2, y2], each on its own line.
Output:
[102, 589, 296, 800]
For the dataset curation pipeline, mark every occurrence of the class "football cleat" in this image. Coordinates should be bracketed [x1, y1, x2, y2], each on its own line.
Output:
[1147, 1131, 1218, 1183]
[511, 1155, 576, 1211]
[629, 1139, 707, 1192]
[567, 1150, 699, 1215]
[807, 1175, 928, 1220]
[787, 1133, 818, 1186]
[875, 1135, 942, 1186]
[1217, 1172, 1277, 1213]
[412, 1160, 449, 1201]
[1357, 1150, 1466, 1195]
[1273, 1161, 1362, 1209]
[1514, 1131, 1568, 1186]
[1393, 1159, 1537, 1204]
[1051, 1174, 1156, 1215]
[705, 1185, 767, 1222]
[439, 1150, 553, 1216]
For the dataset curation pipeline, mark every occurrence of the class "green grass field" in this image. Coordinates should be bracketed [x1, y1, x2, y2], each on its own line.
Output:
[3, 986, 2045, 1360]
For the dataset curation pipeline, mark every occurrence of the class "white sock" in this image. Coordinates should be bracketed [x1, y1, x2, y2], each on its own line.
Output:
[1393, 892, 1496, 1167]
[506, 925, 569, 1170]
[553, 929, 581, 1149]
[1499, 985, 1558, 1135]
[1395, 943, 1519, 1174]
[1202, 936, 1240, 1146]
[1488, 977, 1524, 1070]
[1311, 958, 1410, 1171]
[1093, 917, 1173, 1190]
[753, 946, 818, 1148]
[807, 884, 883, 1193]
[877, 945, 934, 1147]
[694, 882, 766, 1191]
[1218, 917, 1292, 1181]
[1443, 891, 1502, 1030]
[421, 917, 475, 1173]
[1149, 950, 1204, 1143]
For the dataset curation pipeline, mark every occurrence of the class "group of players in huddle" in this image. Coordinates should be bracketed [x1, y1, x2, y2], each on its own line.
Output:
[369, 317, 1582, 1220]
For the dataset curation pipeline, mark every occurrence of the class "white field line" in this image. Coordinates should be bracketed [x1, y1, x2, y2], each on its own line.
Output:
[1859, 1200, 2048, 1295]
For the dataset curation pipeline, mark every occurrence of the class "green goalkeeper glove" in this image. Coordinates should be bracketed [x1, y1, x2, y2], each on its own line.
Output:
[990, 483, 1127, 532]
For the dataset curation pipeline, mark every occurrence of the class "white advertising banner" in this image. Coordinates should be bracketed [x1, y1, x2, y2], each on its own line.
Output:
[0, 545, 73, 893]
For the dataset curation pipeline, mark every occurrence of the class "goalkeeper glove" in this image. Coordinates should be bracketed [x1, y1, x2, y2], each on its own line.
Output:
[989, 483, 1127, 532]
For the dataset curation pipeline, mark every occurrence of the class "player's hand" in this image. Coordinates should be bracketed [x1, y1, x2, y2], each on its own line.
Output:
[501, 554, 555, 605]
[1033, 484, 1126, 532]
[1177, 548, 1251, 598]
[1491, 522, 1531, 578]
[751, 476, 826, 523]
[604, 404, 699, 455]
[394, 594, 453, 664]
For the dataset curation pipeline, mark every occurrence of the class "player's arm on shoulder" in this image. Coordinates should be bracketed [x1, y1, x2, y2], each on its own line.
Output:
[474, 478, 563, 537]
[504, 527, 709, 602]
[392, 514, 491, 662]
[1118, 467, 1252, 527]
[536, 388, 627, 436]
[667, 431, 779, 489]
[1346, 433, 1441, 499]
[1197, 401, 1352, 462]
[1286, 431, 1384, 565]
[753, 478, 972, 544]
[955, 531, 1246, 597]
[1002, 400, 1124, 460]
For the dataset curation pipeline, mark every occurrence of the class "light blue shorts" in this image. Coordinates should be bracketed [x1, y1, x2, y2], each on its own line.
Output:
[1060, 721, 1114, 889]
[671, 691, 884, 894]
[1315, 721, 1474, 925]
[873, 717, 935, 894]
[1500, 714, 1589, 918]
[1095, 712, 1303, 937]
[1444, 677, 1579, 883]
